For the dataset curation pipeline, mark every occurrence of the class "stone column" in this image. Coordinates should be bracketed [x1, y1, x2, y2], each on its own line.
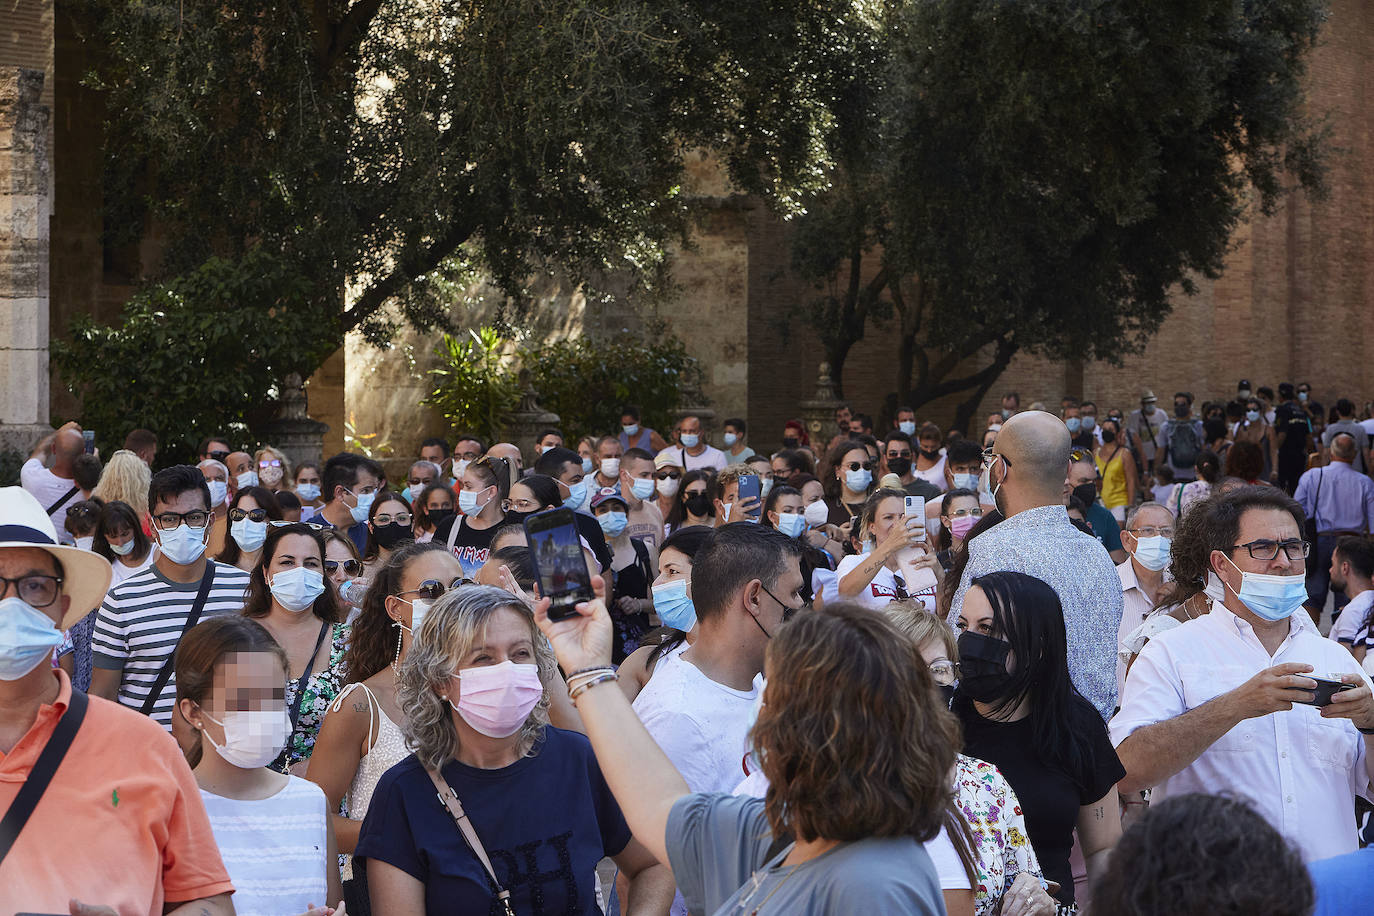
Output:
[0, 68, 53, 455]
[798, 362, 843, 448]
[257, 373, 331, 469]
[502, 371, 560, 466]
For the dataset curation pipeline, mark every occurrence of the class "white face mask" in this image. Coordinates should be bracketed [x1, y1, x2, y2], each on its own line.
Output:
[803, 499, 830, 528]
[74, 536, 95, 551]
[600, 458, 621, 478]
[657, 477, 681, 499]
[201, 708, 292, 769]
[206, 480, 228, 506]
[236, 470, 259, 488]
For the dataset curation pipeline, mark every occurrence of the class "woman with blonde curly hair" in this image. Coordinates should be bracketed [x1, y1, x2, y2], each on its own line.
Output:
[92, 449, 152, 528]
[537, 590, 959, 915]
[355, 584, 672, 914]
[254, 444, 293, 492]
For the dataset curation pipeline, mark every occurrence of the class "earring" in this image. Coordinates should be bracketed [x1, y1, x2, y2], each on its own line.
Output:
[390, 622, 403, 674]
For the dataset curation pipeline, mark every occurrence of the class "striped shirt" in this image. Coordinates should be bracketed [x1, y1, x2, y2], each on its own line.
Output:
[91, 559, 251, 728]
[200, 776, 329, 916]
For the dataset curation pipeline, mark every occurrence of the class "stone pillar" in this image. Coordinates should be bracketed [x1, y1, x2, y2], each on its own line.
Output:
[798, 362, 843, 448]
[502, 371, 560, 466]
[257, 373, 331, 469]
[0, 69, 53, 455]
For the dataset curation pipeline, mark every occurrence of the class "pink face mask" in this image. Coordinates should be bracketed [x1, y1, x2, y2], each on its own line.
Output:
[949, 515, 978, 541]
[451, 660, 544, 738]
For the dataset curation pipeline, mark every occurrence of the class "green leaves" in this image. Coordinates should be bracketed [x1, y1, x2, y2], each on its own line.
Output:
[423, 328, 521, 444]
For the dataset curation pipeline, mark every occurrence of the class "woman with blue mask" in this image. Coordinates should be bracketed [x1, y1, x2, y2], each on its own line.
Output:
[215, 485, 284, 573]
[592, 489, 656, 662]
[823, 440, 876, 527]
[430, 455, 509, 581]
[763, 484, 834, 604]
[617, 526, 713, 703]
[293, 460, 325, 511]
[242, 522, 349, 774]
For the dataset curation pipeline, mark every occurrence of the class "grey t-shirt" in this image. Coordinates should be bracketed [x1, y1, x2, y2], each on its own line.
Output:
[666, 793, 943, 916]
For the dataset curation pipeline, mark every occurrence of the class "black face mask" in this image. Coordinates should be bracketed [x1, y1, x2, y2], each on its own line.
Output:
[1100, 429, 1116, 444]
[956, 631, 1014, 703]
[1175, 404, 1190, 418]
[684, 493, 712, 517]
[938, 684, 956, 707]
[920, 448, 941, 461]
[1071, 482, 1098, 509]
[504, 509, 532, 526]
[427, 507, 455, 527]
[887, 457, 912, 477]
[373, 522, 412, 550]
[782, 437, 799, 449]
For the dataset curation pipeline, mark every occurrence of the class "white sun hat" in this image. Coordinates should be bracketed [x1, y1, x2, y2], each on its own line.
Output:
[0, 486, 113, 629]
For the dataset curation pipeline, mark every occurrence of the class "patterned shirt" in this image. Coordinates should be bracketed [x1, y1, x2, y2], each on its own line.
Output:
[954, 755, 1043, 916]
[949, 504, 1123, 718]
[274, 622, 351, 772]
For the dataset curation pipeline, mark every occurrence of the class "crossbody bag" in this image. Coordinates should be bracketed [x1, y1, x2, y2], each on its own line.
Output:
[0, 690, 89, 867]
[426, 766, 515, 916]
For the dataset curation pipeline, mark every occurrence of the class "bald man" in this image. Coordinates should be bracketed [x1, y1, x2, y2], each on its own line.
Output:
[22, 422, 90, 538]
[487, 442, 525, 487]
[948, 410, 1125, 719]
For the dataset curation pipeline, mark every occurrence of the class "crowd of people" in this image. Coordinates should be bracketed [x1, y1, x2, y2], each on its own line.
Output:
[5, 379, 1374, 916]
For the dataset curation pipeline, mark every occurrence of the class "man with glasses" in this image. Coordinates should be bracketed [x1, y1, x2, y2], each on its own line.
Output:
[1112, 486, 1374, 864]
[1115, 502, 1177, 698]
[1296, 432, 1374, 626]
[303, 451, 385, 553]
[0, 487, 236, 915]
[90, 466, 252, 729]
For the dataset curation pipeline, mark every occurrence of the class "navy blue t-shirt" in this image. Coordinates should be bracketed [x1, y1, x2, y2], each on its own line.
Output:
[302, 507, 369, 554]
[355, 727, 631, 915]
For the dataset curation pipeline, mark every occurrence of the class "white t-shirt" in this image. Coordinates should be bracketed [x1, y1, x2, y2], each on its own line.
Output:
[1330, 590, 1374, 644]
[109, 547, 158, 589]
[21, 458, 84, 539]
[833, 553, 938, 612]
[913, 454, 947, 489]
[655, 445, 728, 473]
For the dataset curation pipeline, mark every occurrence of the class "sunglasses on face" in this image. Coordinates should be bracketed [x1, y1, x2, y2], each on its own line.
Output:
[208, 450, 230, 462]
[842, 461, 875, 472]
[656, 471, 682, 481]
[228, 507, 269, 523]
[324, 559, 362, 577]
[400, 578, 470, 601]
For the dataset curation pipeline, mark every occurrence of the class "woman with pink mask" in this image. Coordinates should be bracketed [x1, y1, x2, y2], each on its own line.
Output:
[936, 488, 983, 572]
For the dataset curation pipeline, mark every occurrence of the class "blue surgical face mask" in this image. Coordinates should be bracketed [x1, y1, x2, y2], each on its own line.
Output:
[109, 538, 135, 557]
[401, 486, 413, 504]
[623, 424, 640, 436]
[680, 433, 700, 449]
[458, 486, 490, 516]
[0, 597, 64, 681]
[597, 511, 628, 537]
[651, 578, 697, 631]
[295, 483, 321, 502]
[1081, 416, 1097, 432]
[1246, 410, 1261, 423]
[230, 517, 268, 553]
[206, 480, 228, 507]
[1222, 554, 1307, 621]
[349, 490, 376, 524]
[236, 470, 259, 489]
[630, 477, 656, 501]
[952, 472, 979, 491]
[157, 521, 209, 566]
[1066, 417, 1082, 434]
[723, 432, 738, 447]
[776, 512, 806, 539]
[268, 566, 326, 613]
[1132, 535, 1171, 572]
[581, 457, 595, 474]
[844, 467, 873, 492]
[898, 421, 916, 436]
[564, 479, 590, 511]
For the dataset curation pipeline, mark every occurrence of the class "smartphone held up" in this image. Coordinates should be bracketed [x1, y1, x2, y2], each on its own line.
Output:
[524, 507, 595, 622]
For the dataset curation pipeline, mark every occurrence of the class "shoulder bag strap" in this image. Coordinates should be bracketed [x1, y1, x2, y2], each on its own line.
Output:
[139, 562, 217, 716]
[426, 766, 515, 916]
[45, 485, 80, 518]
[446, 514, 464, 553]
[0, 690, 89, 867]
[288, 621, 333, 729]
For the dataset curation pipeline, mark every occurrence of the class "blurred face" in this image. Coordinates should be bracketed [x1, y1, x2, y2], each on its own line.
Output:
[848, 420, 864, 435]
[556, 461, 585, 490]
[654, 547, 693, 589]
[185, 651, 288, 748]
[678, 417, 702, 441]
[768, 492, 804, 529]
[918, 435, 941, 456]
[426, 488, 455, 514]
[594, 500, 628, 520]
[982, 429, 998, 450]
[597, 439, 623, 462]
[236, 495, 262, 516]
[577, 439, 595, 461]
[620, 413, 637, 428]
[725, 424, 743, 441]
[835, 407, 851, 428]
[896, 409, 915, 426]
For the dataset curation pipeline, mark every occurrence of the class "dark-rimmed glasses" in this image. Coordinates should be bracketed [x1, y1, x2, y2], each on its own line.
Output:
[153, 510, 211, 530]
[1232, 539, 1309, 561]
[0, 574, 63, 607]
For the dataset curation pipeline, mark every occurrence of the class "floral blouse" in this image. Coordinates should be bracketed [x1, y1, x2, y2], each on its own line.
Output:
[955, 754, 1044, 915]
[274, 622, 350, 773]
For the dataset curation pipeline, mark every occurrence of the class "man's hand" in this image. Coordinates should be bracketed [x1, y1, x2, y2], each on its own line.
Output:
[1225, 663, 1316, 719]
[1321, 673, 1374, 730]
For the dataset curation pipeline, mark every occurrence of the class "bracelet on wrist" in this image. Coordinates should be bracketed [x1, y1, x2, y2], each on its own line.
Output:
[569, 672, 619, 700]
[567, 665, 616, 680]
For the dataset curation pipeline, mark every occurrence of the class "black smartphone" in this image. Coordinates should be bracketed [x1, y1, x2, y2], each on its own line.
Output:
[736, 474, 761, 520]
[1291, 675, 1356, 707]
[524, 507, 594, 621]
[82, 429, 95, 454]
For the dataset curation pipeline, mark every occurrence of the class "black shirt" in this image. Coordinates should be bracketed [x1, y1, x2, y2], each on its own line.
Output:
[1275, 401, 1312, 456]
[954, 698, 1124, 904]
[436, 510, 613, 575]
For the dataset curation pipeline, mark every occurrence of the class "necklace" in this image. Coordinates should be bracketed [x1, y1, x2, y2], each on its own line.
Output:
[734, 845, 800, 915]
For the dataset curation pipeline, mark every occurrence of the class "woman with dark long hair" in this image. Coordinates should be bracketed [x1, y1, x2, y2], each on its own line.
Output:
[306, 540, 462, 911]
[362, 490, 414, 578]
[413, 482, 455, 543]
[665, 468, 717, 535]
[241, 522, 348, 774]
[617, 526, 714, 703]
[94, 498, 155, 587]
[954, 571, 1124, 908]
[216, 485, 283, 572]
[823, 439, 877, 526]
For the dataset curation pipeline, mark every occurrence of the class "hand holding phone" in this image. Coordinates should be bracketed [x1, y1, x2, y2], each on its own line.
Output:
[736, 474, 762, 521]
[524, 507, 595, 621]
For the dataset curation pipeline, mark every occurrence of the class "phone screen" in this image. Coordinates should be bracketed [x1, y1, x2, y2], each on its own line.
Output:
[524, 508, 594, 620]
[737, 474, 761, 520]
[82, 430, 95, 455]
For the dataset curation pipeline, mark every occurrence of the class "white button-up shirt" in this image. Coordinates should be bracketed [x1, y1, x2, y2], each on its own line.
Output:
[1110, 603, 1372, 862]
[1115, 559, 1159, 700]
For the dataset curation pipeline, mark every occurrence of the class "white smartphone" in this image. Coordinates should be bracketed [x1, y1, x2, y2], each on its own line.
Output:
[904, 495, 927, 541]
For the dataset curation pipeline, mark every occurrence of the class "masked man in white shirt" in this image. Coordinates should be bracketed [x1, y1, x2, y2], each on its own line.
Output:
[1111, 486, 1374, 862]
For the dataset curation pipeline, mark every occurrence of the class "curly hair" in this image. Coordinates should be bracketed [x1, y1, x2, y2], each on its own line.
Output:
[92, 450, 152, 519]
[397, 584, 558, 770]
[1092, 793, 1312, 916]
[752, 602, 959, 843]
[343, 540, 449, 683]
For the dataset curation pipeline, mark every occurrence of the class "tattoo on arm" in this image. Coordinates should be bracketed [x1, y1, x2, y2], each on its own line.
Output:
[354, 701, 369, 713]
[1093, 805, 1105, 820]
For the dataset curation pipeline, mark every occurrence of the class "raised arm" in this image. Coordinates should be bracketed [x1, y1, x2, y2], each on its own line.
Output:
[534, 576, 689, 866]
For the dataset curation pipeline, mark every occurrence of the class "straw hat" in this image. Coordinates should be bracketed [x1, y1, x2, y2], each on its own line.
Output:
[0, 486, 113, 629]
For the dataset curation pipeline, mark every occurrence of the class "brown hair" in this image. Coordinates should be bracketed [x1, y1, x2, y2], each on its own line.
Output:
[241, 523, 343, 623]
[753, 602, 959, 843]
[344, 540, 450, 683]
[175, 615, 288, 767]
[857, 487, 908, 543]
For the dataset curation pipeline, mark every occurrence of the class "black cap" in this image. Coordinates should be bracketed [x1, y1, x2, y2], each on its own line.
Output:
[1237, 379, 1252, 389]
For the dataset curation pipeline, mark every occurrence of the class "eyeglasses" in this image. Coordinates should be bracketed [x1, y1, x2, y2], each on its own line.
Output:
[374, 512, 412, 527]
[1130, 525, 1175, 538]
[1232, 539, 1310, 561]
[228, 507, 269, 523]
[503, 498, 542, 513]
[153, 510, 211, 530]
[981, 448, 1012, 469]
[885, 450, 913, 459]
[0, 574, 63, 608]
[842, 461, 876, 472]
[928, 660, 960, 687]
[324, 558, 362, 577]
[400, 577, 469, 600]
[947, 507, 983, 519]
[656, 470, 682, 481]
